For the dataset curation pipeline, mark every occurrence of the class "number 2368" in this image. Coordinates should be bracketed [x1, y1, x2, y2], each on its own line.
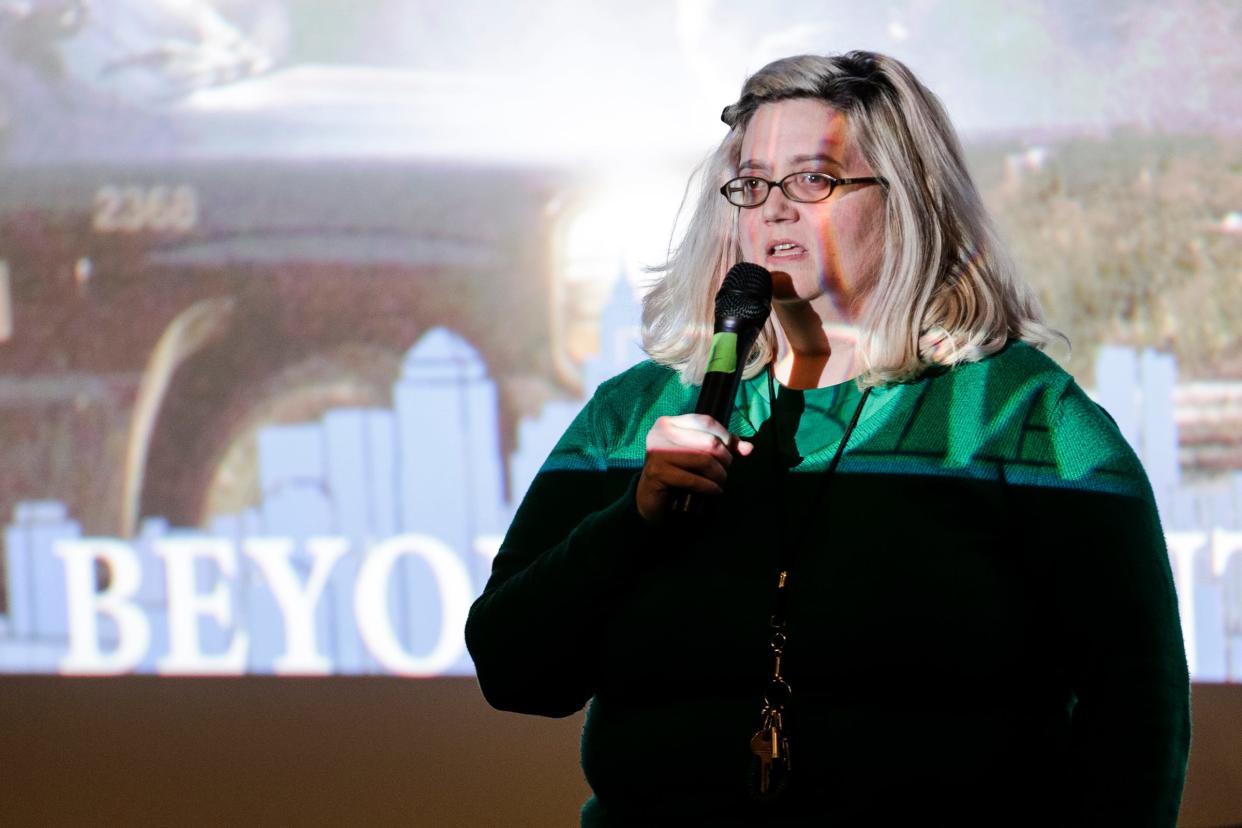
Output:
[92, 185, 199, 234]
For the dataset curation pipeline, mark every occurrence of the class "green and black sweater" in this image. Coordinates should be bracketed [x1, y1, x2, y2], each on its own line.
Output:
[466, 341, 1190, 826]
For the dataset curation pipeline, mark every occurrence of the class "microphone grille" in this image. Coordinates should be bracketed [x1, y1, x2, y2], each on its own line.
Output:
[714, 262, 773, 323]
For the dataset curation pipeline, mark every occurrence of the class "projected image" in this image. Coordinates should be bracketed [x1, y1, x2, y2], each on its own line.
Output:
[0, 0, 602, 675]
[0, 0, 1239, 679]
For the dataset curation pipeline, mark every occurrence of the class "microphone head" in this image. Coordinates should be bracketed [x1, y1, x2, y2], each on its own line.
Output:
[714, 262, 773, 325]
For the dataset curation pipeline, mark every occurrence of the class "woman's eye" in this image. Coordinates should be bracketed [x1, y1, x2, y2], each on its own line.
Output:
[742, 178, 765, 191]
[798, 173, 831, 189]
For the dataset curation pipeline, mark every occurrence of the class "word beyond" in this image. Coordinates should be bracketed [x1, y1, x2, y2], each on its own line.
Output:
[55, 534, 483, 676]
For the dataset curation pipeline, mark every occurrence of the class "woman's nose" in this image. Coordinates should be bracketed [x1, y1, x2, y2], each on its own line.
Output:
[761, 185, 797, 222]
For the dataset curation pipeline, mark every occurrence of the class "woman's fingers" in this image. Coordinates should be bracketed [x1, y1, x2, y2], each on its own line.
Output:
[645, 448, 729, 489]
[649, 416, 735, 460]
[636, 414, 749, 523]
[645, 460, 725, 495]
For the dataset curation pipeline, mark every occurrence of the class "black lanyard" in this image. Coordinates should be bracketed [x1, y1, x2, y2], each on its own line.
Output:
[766, 365, 873, 624]
[749, 364, 872, 800]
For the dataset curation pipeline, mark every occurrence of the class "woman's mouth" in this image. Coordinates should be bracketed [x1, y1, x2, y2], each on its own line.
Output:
[767, 241, 807, 260]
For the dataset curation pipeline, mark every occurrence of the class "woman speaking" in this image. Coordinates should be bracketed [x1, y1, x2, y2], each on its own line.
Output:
[466, 51, 1189, 826]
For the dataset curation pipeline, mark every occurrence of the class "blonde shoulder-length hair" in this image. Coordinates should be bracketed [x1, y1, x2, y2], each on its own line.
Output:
[642, 50, 1063, 386]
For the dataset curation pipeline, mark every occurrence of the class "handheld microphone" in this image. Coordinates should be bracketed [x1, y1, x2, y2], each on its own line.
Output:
[670, 261, 772, 515]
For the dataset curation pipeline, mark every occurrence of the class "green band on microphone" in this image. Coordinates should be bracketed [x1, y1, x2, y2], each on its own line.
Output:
[705, 331, 739, 374]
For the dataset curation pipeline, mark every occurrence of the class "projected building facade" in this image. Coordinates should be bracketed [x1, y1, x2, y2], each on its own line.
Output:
[1, 276, 644, 676]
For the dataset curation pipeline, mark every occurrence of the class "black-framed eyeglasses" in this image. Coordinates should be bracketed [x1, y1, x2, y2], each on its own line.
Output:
[719, 171, 888, 208]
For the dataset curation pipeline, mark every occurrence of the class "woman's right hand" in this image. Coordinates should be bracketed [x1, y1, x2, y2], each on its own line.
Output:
[635, 414, 754, 524]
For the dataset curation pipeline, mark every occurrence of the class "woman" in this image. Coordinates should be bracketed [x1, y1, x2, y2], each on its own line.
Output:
[466, 51, 1189, 826]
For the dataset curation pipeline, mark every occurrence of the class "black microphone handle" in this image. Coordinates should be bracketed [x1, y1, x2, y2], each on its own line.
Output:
[668, 320, 762, 516]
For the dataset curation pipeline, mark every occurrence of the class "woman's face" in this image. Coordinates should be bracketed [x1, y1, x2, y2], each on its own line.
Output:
[737, 98, 886, 321]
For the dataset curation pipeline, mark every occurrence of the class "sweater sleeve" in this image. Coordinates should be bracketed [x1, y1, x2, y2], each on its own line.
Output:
[1031, 387, 1191, 825]
[464, 389, 658, 718]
